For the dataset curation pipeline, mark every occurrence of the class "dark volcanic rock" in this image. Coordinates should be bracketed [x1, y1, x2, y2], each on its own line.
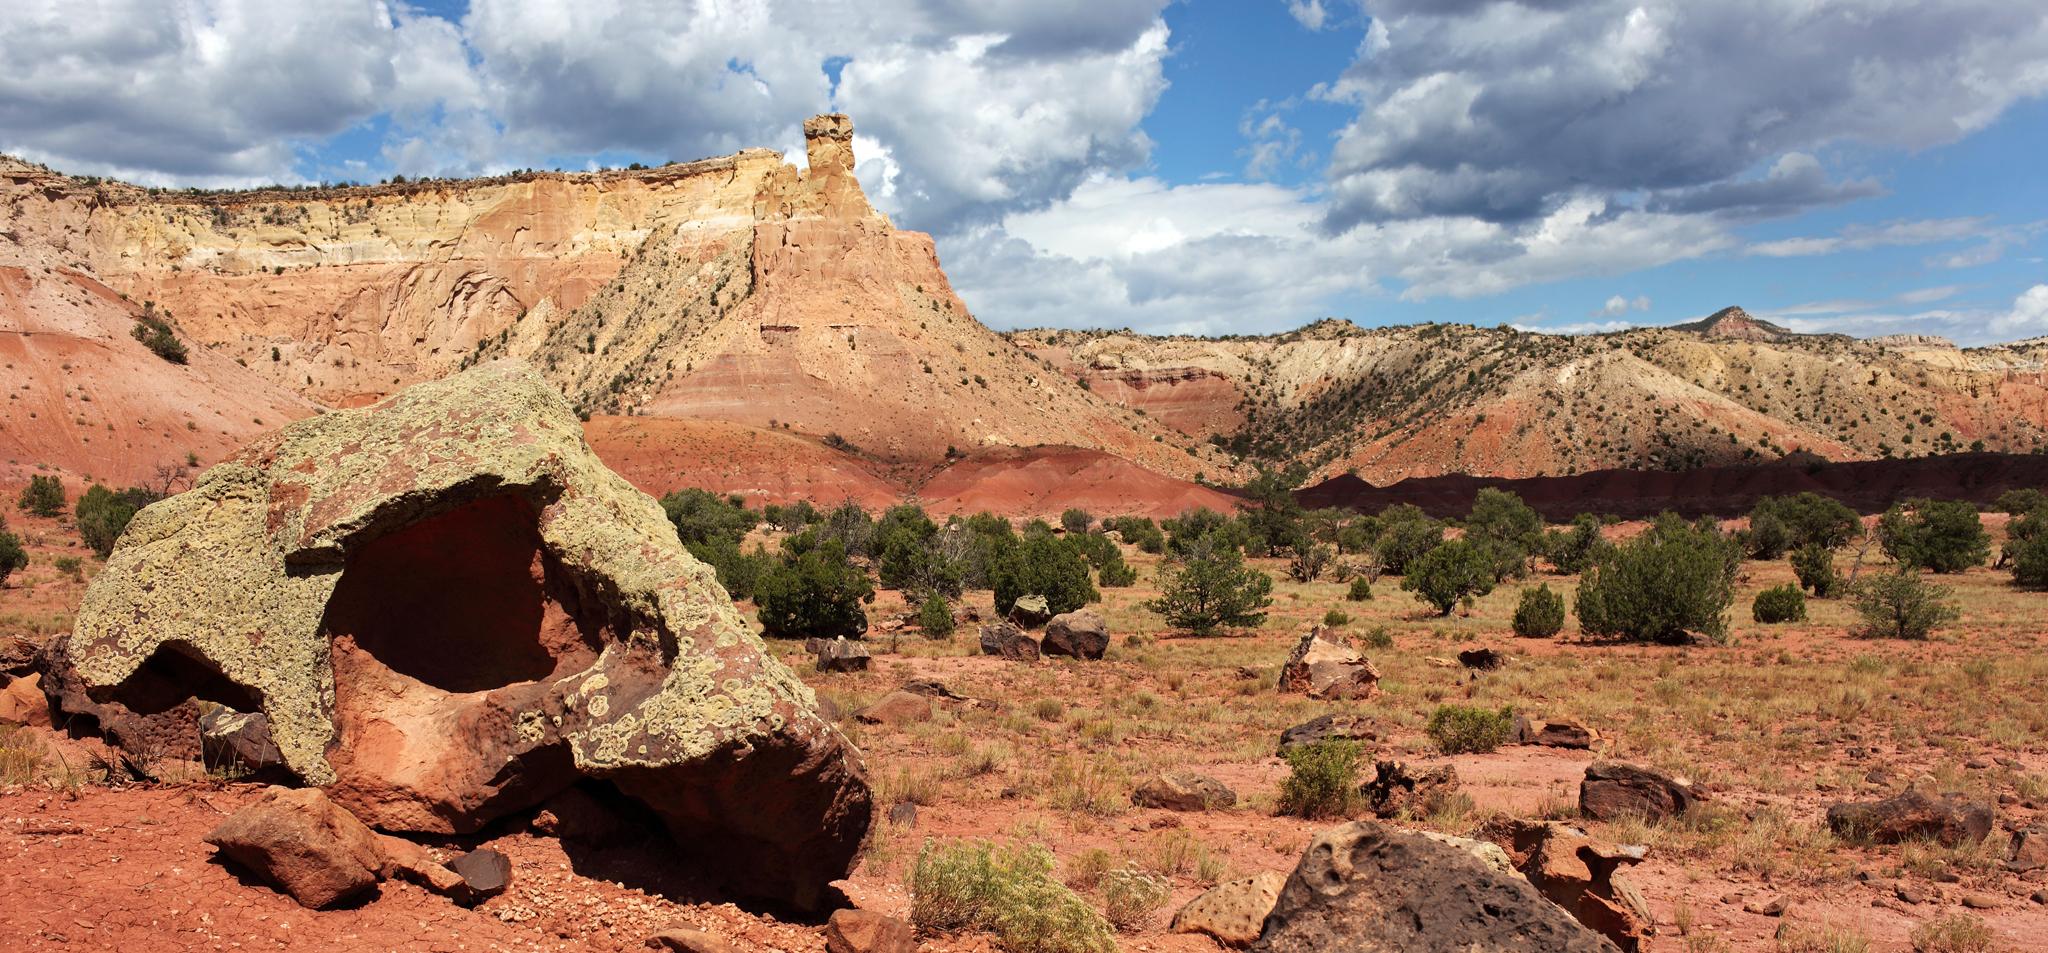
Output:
[979, 621, 1041, 661]
[1042, 610, 1109, 660]
[1579, 762, 1698, 822]
[1360, 761, 1459, 819]
[1250, 821, 1618, 953]
[1826, 788, 1994, 846]
[1276, 714, 1378, 756]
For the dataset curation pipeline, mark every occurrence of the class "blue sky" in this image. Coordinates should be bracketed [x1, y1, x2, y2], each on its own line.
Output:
[3, 0, 2044, 343]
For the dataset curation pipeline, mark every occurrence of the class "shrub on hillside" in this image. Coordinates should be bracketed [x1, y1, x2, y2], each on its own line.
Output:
[1877, 499, 1990, 573]
[991, 534, 1099, 617]
[1322, 608, 1350, 627]
[1059, 508, 1093, 535]
[1426, 704, 1516, 754]
[1791, 543, 1843, 597]
[0, 519, 26, 586]
[75, 484, 160, 558]
[1399, 538, 1496, 616]
[659, 488, 757, 547]
[1276, 740, 1362, 819]
[1512, 584, 1566, 637]
[1346, 576, 1373, 601]
[131, 307, 188, 364]
[762, 499, 818, 532]
[753, 539, 875, 639]
[1143, 535, 1273, 635]
[1849, 570, 1960, 641]
[1574, 513, 1740, 644]
[17, 475, 65, 518]
[1751, 584, 1807, 623]
[910, 840, 1115, 953]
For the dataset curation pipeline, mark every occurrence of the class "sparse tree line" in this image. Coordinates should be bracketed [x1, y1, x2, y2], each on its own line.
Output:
[2, 474, 166, 587]
[1, 464, 2034, 649]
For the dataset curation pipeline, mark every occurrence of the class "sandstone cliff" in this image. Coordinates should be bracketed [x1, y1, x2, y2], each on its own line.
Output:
[0, 157, 316, 486]
[47, 116, 1223, 483]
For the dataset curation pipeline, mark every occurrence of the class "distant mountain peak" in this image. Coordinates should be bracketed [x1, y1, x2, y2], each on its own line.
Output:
[1669, 306, 1795, 342]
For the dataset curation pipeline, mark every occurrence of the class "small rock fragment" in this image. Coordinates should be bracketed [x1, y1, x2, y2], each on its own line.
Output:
[1172, 871, 1287, 947]
[824, 909, 916, 953]
[1132, 772, 1238, 812]
[447, 848, 511, 906]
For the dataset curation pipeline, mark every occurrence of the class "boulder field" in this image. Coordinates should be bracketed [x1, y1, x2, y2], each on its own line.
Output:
[49, 360, 872, 911]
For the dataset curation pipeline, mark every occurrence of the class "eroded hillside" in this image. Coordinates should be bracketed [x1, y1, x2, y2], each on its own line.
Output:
[0, 158, 316, 486]
[22, 115, 1226, 483]
[1013, 308, 2048, 483]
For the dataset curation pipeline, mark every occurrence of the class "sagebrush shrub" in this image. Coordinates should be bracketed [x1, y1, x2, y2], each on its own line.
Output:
[1850, 571, 1960, 640]
[1099, 866, 1171, 932]
[910, 840, 1116, 953]
[1426, 704, 1515, 754]
[1276, 740, 1361, 819]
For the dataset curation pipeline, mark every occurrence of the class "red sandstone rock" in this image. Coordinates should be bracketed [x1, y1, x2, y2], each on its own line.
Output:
[204, 787, 383, 909]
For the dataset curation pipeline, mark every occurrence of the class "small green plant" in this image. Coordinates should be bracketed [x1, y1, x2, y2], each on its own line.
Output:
[1908, 913, 1993, 953]
[1322, 608, 1350, 626]
[1752, 584, 1807, 623]
[1346, 576, 1372, 601]
[131, 308, 188, 364]
[52, 555, 82, 582]
[910, 840, 1116, 953]
[1512, 584, 1566, 637]
[1276, 740, 1362, 819]
[1360, 625, 1395, 650]
[1849, 571, 1960, 640]
[1099, 866, 1171, 932]
[1426, 704, 1516, 754]
[0, 520, 25, 587]
[918, 594, 956, 638]
[1096, 555, 1137, 588]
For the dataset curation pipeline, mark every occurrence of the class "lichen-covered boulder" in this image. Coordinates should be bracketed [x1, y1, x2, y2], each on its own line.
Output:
[58, 361, 871, 911]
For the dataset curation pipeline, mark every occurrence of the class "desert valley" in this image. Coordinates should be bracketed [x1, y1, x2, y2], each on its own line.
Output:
[3, 27, 2048, 953]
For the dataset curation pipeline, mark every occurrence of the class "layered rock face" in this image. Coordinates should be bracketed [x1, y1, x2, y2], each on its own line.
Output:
[56, 115, 1218, 481]
[0, 158, 316, 485]
[58, 361, 871, 910]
